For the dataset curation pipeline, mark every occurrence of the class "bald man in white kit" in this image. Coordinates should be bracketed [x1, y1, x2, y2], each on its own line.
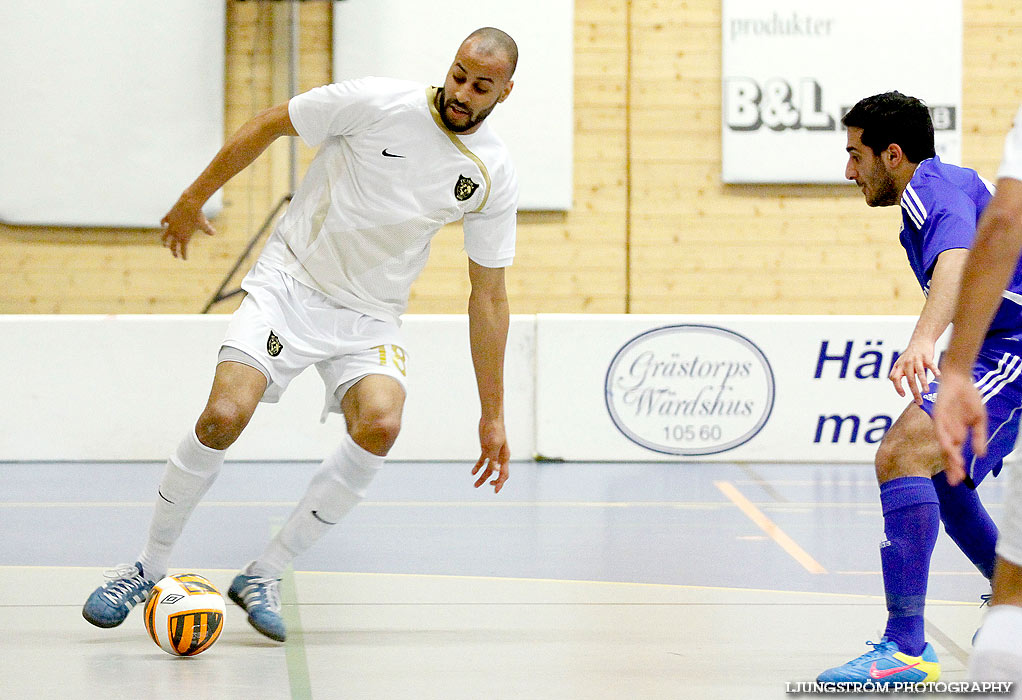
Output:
[82, 27, 520, 643]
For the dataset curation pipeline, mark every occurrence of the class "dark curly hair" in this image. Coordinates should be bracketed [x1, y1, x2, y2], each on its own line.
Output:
[841, 91, 936, 163]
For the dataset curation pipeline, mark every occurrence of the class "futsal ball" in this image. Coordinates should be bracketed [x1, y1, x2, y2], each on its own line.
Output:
[143, 573, 226, 656]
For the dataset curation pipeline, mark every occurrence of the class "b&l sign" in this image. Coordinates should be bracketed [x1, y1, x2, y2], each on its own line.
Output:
[721, 0, 962, 183]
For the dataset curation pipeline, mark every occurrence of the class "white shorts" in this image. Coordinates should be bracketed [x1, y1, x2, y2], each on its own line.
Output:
[997, 463, 1022, 567]
[220, 260, 408, 419]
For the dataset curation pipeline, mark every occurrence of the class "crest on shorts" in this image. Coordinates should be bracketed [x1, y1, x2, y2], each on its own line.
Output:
[266, 331, 283, 357]
[454, 174, 479, 202]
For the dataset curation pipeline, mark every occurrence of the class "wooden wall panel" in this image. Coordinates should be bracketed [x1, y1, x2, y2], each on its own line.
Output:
[2, 1, 1020, 317]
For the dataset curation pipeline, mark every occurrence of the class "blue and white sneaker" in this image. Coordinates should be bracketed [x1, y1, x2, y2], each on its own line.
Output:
[228, 571, 286, 642]
[82, 562, 156, 628]
[817, 638, 941, 684]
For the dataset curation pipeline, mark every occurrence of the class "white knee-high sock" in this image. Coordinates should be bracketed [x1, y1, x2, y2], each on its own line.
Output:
[971, 604, 1022, 695]
[247, 432, 384, 580]
[138, 430, 226, 579]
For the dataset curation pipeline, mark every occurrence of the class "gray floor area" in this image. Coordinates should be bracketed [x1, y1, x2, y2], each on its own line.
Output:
[0, 460, 1006, 699]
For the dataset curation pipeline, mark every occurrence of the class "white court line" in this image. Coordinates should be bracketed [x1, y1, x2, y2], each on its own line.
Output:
[0, 564, 872, 599]
[305, 570, 977, 605]
[0, 565, 978, 605]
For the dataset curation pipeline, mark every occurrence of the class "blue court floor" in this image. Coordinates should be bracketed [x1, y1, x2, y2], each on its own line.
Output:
[0, 460, 1009, 699]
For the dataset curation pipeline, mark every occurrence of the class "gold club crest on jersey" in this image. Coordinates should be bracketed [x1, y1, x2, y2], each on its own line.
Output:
[454, 174, 479, 201]
[267, 330, 283, 357]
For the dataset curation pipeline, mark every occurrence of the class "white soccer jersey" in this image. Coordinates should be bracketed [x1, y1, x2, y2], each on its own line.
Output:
[998, 105, 1022, 183]
[257, 77, 519, 324]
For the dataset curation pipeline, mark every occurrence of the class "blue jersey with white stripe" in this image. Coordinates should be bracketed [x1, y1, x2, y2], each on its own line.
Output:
[899, 156, 1022, 339]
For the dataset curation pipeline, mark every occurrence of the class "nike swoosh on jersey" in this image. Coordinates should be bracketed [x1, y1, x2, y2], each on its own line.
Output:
[869, 661, 920, 679]
[381, 149, 405, 158]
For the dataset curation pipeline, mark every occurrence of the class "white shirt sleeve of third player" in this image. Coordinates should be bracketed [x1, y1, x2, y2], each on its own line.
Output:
[997, 105, 1022, 183]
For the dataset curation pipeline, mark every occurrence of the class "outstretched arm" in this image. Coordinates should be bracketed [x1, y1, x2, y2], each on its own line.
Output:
[935, 178, 1022, 484]
[889, 247, 969, 404]
[466, 259, 511, 493]
[161, 102, 298, 260]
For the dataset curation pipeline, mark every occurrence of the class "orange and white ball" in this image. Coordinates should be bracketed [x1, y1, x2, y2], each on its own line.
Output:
[143, 573, 225, 656]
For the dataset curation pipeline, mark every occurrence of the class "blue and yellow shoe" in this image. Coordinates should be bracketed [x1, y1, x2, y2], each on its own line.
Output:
[817, 638, 940, 684]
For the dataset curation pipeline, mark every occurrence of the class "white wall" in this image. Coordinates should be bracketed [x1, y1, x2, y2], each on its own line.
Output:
[0, 315, 535, 462]
[0, 1, 225, 227]
[7, 313, 1004, 464]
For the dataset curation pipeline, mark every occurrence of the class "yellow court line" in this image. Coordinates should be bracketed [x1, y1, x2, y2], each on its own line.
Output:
[266, 571, 972, 605]
[0, 500, 885, 508]
[296, 568, 858, 597]
[714, 480, 828, 575]
[0, 500, 728, 509]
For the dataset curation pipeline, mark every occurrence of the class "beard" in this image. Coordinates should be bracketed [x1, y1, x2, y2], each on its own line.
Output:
[435, 88, 498, 133]
[863, 162, 899, 207]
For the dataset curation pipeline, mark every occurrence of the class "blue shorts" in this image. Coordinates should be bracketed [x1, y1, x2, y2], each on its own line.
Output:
[921, 337, 1022, 487]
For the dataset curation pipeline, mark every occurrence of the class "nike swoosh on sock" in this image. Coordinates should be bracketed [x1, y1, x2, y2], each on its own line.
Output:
[311, 510, 337, 525]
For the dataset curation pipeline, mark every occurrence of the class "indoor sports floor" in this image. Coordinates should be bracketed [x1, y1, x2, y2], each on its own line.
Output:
[0, 459, 1007, 699]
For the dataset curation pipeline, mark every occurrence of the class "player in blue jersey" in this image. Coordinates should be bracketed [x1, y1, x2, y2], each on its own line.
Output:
[818, 91, 1021, 685]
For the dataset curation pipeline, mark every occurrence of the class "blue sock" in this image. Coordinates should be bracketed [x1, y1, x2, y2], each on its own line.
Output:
[932, 471, 998, 581]
[879, 476, 940, 657]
